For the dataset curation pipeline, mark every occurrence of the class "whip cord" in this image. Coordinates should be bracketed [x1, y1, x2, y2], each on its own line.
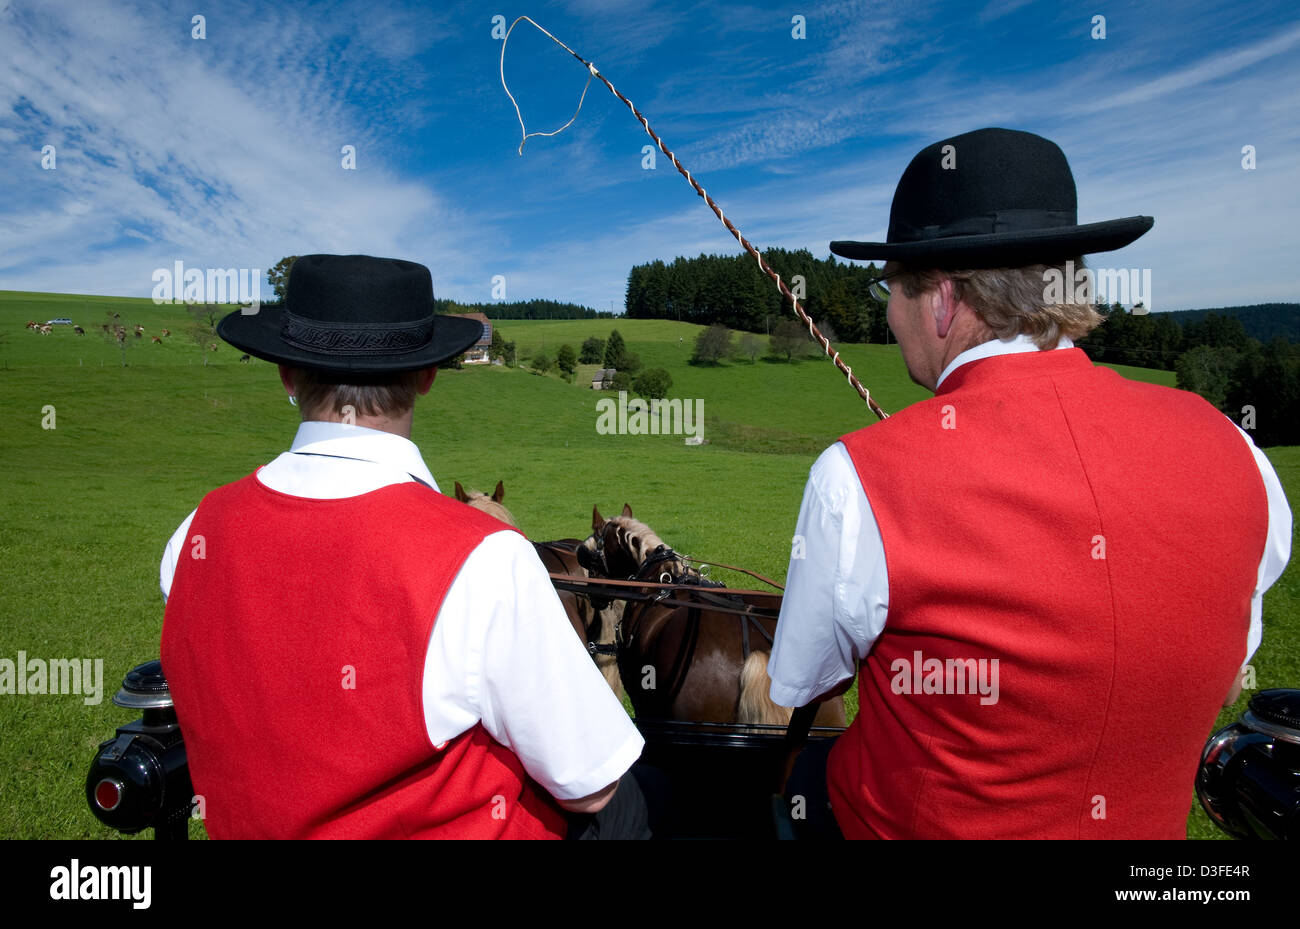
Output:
[500, 16, 888, 419]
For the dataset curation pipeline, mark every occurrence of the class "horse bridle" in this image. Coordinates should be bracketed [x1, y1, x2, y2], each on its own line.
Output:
[578, 523, 701, 587]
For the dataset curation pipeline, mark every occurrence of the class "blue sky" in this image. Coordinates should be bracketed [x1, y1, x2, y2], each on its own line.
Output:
[1, 0, 1297, 312]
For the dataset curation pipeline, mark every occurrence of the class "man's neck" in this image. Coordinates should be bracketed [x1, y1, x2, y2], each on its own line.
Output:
[303, 412, 413, 438]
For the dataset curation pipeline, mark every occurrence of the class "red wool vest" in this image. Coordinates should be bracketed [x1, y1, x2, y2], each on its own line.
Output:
[161, 472, 568, 839]
[833, 348, 1268, 839]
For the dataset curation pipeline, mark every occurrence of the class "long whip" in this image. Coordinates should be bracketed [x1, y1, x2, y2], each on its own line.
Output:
[500, 16, 888, 419]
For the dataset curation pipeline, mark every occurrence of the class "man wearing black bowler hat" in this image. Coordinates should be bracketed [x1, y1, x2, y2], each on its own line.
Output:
[769, 128, 1292, 838]
[159, 254, 650, 839]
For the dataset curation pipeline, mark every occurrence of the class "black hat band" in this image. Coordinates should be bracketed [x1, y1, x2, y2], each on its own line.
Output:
[895, 208, 1076, 242]
[280, 310, 435, 355]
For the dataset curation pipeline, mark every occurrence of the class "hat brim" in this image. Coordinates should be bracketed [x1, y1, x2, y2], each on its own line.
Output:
[215, 305, 484, 373]
[830, 215, 1153, 267]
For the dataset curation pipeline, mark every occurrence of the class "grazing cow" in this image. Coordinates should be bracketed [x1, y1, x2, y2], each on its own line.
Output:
[74, 326, 85, 335]
[152, 336, 162, 344]
[39, 324, 52, 335]
[25, 320, 37, 330]
[239, 354, 250, 363]
[161, 329, 170, 337]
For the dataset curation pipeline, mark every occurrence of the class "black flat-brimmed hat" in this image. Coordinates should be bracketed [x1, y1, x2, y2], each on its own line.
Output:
[830, 128, 1153, 267]
[216, 254, 482, 373]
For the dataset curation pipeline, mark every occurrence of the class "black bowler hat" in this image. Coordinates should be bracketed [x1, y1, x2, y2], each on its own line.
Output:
[830, 128, 1153, 267]
[216, 254, 482, 373]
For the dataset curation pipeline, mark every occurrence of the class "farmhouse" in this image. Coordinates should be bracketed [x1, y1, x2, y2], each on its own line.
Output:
[591, 368, 616, 389]
[446, 312, 492, 364]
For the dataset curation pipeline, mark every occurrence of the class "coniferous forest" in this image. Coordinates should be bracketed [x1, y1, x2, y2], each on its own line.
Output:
[624, 250, 1300, 446]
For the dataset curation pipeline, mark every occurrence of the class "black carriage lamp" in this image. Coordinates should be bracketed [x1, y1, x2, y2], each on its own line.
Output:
[85, 660, 195, 839]
[1196, 688, 1300, 840]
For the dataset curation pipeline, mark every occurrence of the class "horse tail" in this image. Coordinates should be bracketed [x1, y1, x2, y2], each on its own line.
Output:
[737, 650, 792, 727]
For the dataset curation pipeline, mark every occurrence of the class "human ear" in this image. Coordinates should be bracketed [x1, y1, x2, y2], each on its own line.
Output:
[932, 278, 959, 339]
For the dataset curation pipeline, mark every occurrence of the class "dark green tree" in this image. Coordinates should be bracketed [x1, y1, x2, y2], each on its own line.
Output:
[604, 330, 627, 368]
[768, 319, 805, 361]
[691, 324, 732, 365]
[557, 343, 577, 379]
[489, 328, 506, 362]
[579, 336, 606, 364]
[1175, 344, 1240, 410]
[633, 368, 673, 400]
[737, 332, 761, 363]
[268, 256, 298, 301]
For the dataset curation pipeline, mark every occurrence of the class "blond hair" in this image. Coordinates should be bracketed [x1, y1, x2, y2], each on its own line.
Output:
[896, 257, 1101, 349]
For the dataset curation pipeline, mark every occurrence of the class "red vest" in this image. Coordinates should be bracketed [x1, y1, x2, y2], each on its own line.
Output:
[832, 348, 1267, 838]
[161, 472, 568, 839]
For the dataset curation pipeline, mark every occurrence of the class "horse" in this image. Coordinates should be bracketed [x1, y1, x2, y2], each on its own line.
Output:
[453, 481, 623, 699]
[579, 505, 846, 730]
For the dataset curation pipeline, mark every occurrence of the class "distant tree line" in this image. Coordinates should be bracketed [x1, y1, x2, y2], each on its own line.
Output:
[624, 248, 888, 342]
[1079, 305, 1299, 446]
[1167, 304, 1300, 344]
[435, 298, 613, 320]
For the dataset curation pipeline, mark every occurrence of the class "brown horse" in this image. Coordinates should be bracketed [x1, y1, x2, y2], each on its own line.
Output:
[454, 481, 623, 698]
[579, 505, 846, 730]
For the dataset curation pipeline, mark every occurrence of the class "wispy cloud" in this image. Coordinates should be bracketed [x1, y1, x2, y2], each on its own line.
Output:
[1, 0, 1296, 315]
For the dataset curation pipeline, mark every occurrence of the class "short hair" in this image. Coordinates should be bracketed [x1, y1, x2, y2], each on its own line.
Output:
[895, 257, 1101, 349]
[288, 367, 424, 420]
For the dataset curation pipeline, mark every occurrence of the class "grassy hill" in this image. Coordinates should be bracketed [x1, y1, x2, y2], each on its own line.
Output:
[0, 292, 1293, 840]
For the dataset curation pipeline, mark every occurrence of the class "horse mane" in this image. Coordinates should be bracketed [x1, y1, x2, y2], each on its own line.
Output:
[608, 516, 692, 577]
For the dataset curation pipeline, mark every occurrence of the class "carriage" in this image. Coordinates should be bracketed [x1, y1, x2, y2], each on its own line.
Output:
[83, 498, 847, 840]
[83, 496, 1296, 840]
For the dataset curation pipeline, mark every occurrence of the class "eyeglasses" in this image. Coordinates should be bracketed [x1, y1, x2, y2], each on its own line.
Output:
[867, 268, 905, 303]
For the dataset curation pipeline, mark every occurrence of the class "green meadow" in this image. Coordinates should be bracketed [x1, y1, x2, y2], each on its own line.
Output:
[1, 290, 1295, 839]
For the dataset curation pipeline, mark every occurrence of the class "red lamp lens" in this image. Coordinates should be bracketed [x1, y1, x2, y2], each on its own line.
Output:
[95, 778, 122, 811]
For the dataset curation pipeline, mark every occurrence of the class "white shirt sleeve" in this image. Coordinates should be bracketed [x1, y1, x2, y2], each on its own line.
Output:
[768, 442, 889, 707]
[1233, 423, 1293, 667]
[160, 509, 198, 603]
[424, 530, 644, 801]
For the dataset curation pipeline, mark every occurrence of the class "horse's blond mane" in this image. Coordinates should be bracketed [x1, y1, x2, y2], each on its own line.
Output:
[607, 515, 697, 578]
[608, 515, 665, 561]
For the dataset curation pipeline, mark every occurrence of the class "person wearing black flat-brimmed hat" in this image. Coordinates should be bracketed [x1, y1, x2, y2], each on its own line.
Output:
[769, 129, 1292, 839]
[158, 254, 650, 839]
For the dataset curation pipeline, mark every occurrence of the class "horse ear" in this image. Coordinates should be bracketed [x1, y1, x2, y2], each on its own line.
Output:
[592, 505, 604, 530]
[454, 481, 468, 503]
[621, 503, 633, 518]
[492, 480, 505, 503]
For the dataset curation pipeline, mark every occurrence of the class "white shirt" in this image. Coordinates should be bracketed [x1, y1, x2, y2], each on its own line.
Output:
[768, 335, 1294, 707]
[161, 421, 644, 801]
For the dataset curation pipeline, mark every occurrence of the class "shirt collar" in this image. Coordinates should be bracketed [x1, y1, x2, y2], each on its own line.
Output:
[288, 421, 439, 491]
[935, 333, 1075, 391]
